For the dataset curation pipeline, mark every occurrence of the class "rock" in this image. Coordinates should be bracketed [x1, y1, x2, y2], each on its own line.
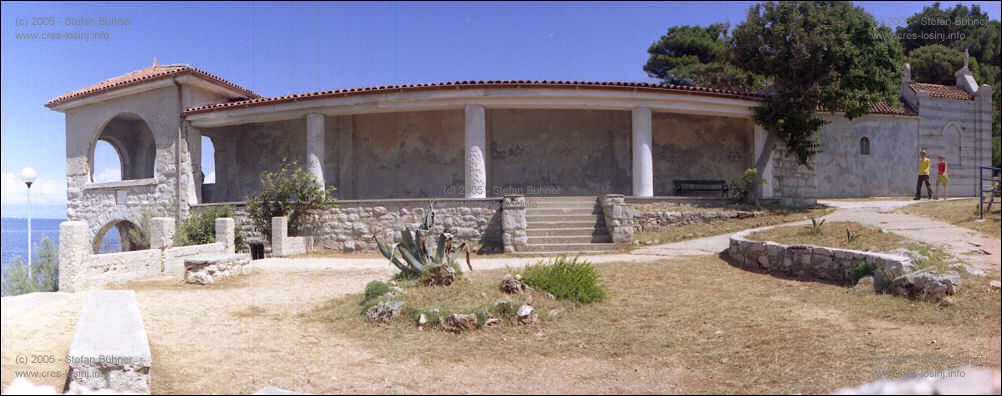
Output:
[186, 272, 213, 285]
[831, 366, 1001, 395]
[439, 313, 478, 333]
[990, 280, 1001, 291]
[884, 248, 929, 264]
[890, 269, 961, 303]
[949, 263, 986, 277]
[365, 301, 405, 323]
[499, 273, 529, 294]
[547, 308, 561, 319]
[484, 318, 502, 327]
[418, 314, 428, 325]
[516, 304, 537, 325]
[451, 227, 480, 240]
[853, 275, 875, 293]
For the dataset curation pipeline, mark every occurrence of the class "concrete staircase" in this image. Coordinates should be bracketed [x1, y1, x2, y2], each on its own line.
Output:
[521, 196, 618, 254]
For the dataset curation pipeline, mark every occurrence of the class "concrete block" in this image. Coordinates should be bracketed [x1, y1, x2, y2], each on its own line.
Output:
[66, 290, 152, 394]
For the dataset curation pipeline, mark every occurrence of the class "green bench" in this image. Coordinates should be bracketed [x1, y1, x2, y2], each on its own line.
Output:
[673, 179, 730, 196]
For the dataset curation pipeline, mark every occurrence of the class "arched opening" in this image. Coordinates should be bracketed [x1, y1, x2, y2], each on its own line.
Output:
[90, 113, 156, 183]
[93, 220, 148, 254]
[200, 135, 217, 202]
[942, 122, 962, 167]
[859, 137, 870, 155]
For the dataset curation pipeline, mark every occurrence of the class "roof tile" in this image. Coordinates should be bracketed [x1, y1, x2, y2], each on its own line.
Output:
[908, 82, 973, 100]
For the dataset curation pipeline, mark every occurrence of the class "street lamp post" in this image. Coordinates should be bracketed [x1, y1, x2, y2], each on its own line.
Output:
[21, 168, 36, 272]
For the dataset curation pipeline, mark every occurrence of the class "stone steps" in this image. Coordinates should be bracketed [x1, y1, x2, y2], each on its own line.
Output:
[520, 196, 616, 253]
[527, 235, 613, 244]
[526, 227, 610, 237]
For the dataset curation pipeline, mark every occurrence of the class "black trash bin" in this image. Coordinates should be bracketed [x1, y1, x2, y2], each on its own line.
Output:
[249, 242, 265, 260]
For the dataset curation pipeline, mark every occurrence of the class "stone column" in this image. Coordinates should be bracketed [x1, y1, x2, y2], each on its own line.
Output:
[272, 216, 289, 257]
[149, 217, 175, 249]
[632, 107, 654, 197]
[501, 195, 527, 253]
[306, 113, 325, 189]
[465, 104, 487, 198]
[215, 217, 235, 254]
[188, 127, 203, 202]
[58, 221, 90, 292]
[600, 194, 634, 244]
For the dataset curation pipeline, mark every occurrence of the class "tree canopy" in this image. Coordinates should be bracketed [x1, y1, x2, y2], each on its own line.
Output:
[644, 23, 765, 92]
[731, 1, 903, 166]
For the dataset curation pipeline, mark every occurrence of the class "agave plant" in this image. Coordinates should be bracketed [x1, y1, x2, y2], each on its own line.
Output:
[375, 206, 473, 286]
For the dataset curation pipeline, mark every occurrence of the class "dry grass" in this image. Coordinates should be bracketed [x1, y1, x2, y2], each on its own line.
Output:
[316, 256, 1001, 394]
[633, 204, 835, 245]
[898, 198, 1001, 239]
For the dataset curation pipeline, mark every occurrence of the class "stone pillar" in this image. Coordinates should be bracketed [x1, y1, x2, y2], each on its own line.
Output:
[149, 217, 175, 249]
[465, 104, 487, 198]
[306, 113, 325, 189]
[632, 107, 654, 197]
[188, 127, 203, 202]
[501, 195, 527, 253]
[216, 217, 236, 254]
[272, 216, 289, 257]
[600, 194, 634, 244]
[58, 221, 90, 292]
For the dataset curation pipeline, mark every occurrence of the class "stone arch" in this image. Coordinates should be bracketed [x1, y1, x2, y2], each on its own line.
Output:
[859, 136, 870, 155]
[942, 122, 962, 166]
[89, 112, 157, 182]
[92, 219, 148, 254]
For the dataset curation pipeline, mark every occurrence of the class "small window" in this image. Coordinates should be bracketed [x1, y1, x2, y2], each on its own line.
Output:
[859, 137, 870, 155]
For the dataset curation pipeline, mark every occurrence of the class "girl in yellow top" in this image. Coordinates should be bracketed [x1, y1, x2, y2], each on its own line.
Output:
[914, 150, 932, 200]
[934, 155, 948, 199]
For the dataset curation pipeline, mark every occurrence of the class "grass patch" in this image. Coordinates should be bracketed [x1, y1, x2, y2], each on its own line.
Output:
[312, 256, 1000, 393]
[518, 256, 607, 303]
[633, 204, 835, 245]
[898, 198, 1001, 239]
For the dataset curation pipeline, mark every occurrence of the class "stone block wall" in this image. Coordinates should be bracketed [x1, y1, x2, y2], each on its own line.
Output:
[501, 195, 527, 253]
[729, 227, 915, 288]
[632, 209, 758, 232]
[769, 146, 818, 206]
[600, 194, 633, 243]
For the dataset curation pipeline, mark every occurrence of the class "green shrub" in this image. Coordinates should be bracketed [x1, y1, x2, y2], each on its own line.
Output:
[519, 255, 607, 303]
[364, 280, 390, 301]
[176, 205, 246, 251]
[730, 167, 768, 202]
[246, 158, 335, 241]
[850, 260, 875, 282]
[2, 236, 59, 296]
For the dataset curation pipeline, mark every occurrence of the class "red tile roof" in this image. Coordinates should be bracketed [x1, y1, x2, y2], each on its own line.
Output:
[184, 80, 767, 114]
[908, 82, 973, 100]
[46, 65, 261, 107]
[867, 101, 917, 116]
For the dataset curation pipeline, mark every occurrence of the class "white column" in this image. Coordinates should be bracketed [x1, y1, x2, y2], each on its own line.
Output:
[306, 113, 325, 189]
[464, 104, 487, 198]
[632, 107, 654, 197]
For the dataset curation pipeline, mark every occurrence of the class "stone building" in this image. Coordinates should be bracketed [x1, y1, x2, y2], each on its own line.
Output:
[46, 60, 993, 255]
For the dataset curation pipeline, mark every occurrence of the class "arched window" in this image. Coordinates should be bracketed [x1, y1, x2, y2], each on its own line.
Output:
[859, 137, 870, 155]
[90, 113, 156, 183]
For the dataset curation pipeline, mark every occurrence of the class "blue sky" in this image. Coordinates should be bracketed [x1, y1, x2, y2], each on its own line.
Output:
[2, 1, 999, 218]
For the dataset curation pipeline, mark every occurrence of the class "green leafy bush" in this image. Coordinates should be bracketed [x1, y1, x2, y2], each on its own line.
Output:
[364, 280, 390, 301]
[246, 158, 335, 241]
[730, 167, 767, 202]
[176, 205, 246, 251]
[2, 236, 59, 296]
[851, 260, 875, 283]
[520, 255, 607, 303]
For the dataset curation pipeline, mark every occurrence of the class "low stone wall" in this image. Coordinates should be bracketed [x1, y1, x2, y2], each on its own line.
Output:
[210, 198, 504, 253]
[728, 226, 915, 288]
[633, 209, 759, 232]
[184, 253, 252, 285]
[59, 218, 236, 292]
[600, 194, 634, 243]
